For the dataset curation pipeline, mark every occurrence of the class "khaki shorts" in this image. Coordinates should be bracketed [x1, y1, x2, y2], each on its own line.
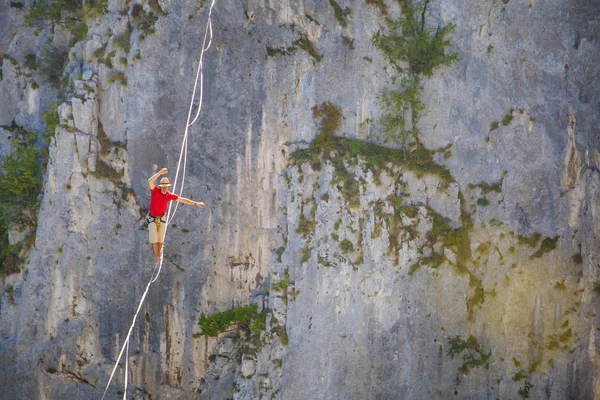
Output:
[148, 215, 167, 243]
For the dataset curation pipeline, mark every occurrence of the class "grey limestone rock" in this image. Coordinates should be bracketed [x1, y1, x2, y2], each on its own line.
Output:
[0, 0, 599, 399]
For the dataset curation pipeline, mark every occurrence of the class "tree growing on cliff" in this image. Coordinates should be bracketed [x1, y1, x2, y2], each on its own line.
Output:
[372, 0, 458, 147]
[0, 123, 46, 275]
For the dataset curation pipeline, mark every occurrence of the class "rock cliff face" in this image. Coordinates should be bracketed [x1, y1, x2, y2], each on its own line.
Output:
[0, 0, 599, 399]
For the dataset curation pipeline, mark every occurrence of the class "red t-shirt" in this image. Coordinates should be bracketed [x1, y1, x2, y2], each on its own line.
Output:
[149, 187, 179, 216]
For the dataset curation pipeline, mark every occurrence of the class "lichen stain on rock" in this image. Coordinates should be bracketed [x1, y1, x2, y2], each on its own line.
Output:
[562, 115, 581, 191]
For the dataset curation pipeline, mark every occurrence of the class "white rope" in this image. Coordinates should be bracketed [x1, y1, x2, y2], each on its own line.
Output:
[101, 1, 216, 398]
[168, 0, 215, 224]
[123, 339, 129, 400]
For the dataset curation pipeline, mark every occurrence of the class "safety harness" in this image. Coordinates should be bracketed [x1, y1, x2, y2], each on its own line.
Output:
[147, 214, 166, 232]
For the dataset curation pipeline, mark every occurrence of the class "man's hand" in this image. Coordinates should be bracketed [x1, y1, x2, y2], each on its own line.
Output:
[196, 202, 205, 208]
[149, 168, 168, 190]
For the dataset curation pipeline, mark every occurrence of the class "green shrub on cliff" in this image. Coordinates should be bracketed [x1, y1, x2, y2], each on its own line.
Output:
[0, 146, 43, 212]
[0, 130, 45, 275]
[197, 304, 266, 337]
[25, 0, 107, 26]
[372, 0, 458, 78]
[372, 0, 458, 145]
[447, 335, 490, 374]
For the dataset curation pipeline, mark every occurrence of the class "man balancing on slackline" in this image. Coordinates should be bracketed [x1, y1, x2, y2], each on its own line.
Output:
[147, 167, 204, 263]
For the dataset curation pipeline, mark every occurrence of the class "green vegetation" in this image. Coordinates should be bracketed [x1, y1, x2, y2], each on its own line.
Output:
[489, 121, 499, 131]
[517, 233, 541, 247]
[148, 0, 167, 16]
[291, 102, 454, 205]
[25, 0, 71, 25]
[299, 246, 310, 263]
[553, 281, 566, 291]
[313, 100, 342, 137]
[372, 0, 457, 146]
[276, 325, 289, 345]
[271, 273, 289, 292]
[342, 36, 355, 50]
[421, 204, 486, 321]
[90, 122, 126, 184]
[69, 20, 88, 43]
[293, 34, 322, 63]
[501, 109, 514, 126]
[468, 171, 506, 195]
[97, 121, 126, 153]
[42, 100, 60, 142]
[196, 304, 266, 337]
[275, 246, 285, 263]
[365, 0, 388, 17]
[317, 254, 332, 268]
[512, 370, 533, 399]
[489, 218, 503, 227]
[546, 324, 573, 351]
[23, 54, 38, 70]
[98, 50, 116, 68]
[373, 197, 417, 262]
[378, 79, 424, 146]
[329, 0, 351, 27]
[0, 227, 26, 276]
[266, 32, 324, 60]
[372, 0, 458, 78]
[0, 121, 50, 275]
[5, 285, 15, 305]
[529, 236, 558, 259]
[466, 276, 485, 319]
[107, 71, 127, 86]
[296, 202, 316, 238]
[10, 1, 24, 8]
[131, 4, 159, 36]
[447, 335, 490, 375]
[1, 127, 46, 188]
[425, 207, 472, 273]
[518, 382, 533, 399]
[339, 239, 354, 253]
[266, 46, 296, 57]
[476, 197, 490, 207]
[474, 242, 489, 255]
[91, 43, 107, 60]
[91, 159, 123, 184]
[333, 219, 342, 231]
[292, 133, 454, 204]
[113, 27, 132, 54]
[38, 44, 68, 86]
[25, 0, 107, 43]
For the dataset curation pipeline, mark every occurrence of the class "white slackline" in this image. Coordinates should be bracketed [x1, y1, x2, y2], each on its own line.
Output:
[101, 1, 216, 398]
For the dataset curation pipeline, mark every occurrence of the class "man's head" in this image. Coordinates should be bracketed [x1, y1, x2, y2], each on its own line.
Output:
[158, 177, 171, 194]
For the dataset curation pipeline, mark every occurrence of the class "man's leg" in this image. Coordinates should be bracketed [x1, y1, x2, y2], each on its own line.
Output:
[157, 242, 164, 261]
[151, 242, 161, 263]
[149, 221, 161, 263]
[154, 219, 167, 263]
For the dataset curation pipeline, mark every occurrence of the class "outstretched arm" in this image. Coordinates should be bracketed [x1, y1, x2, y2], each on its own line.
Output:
[177, 197, 205, 208]
[148, 167, 168, 190]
